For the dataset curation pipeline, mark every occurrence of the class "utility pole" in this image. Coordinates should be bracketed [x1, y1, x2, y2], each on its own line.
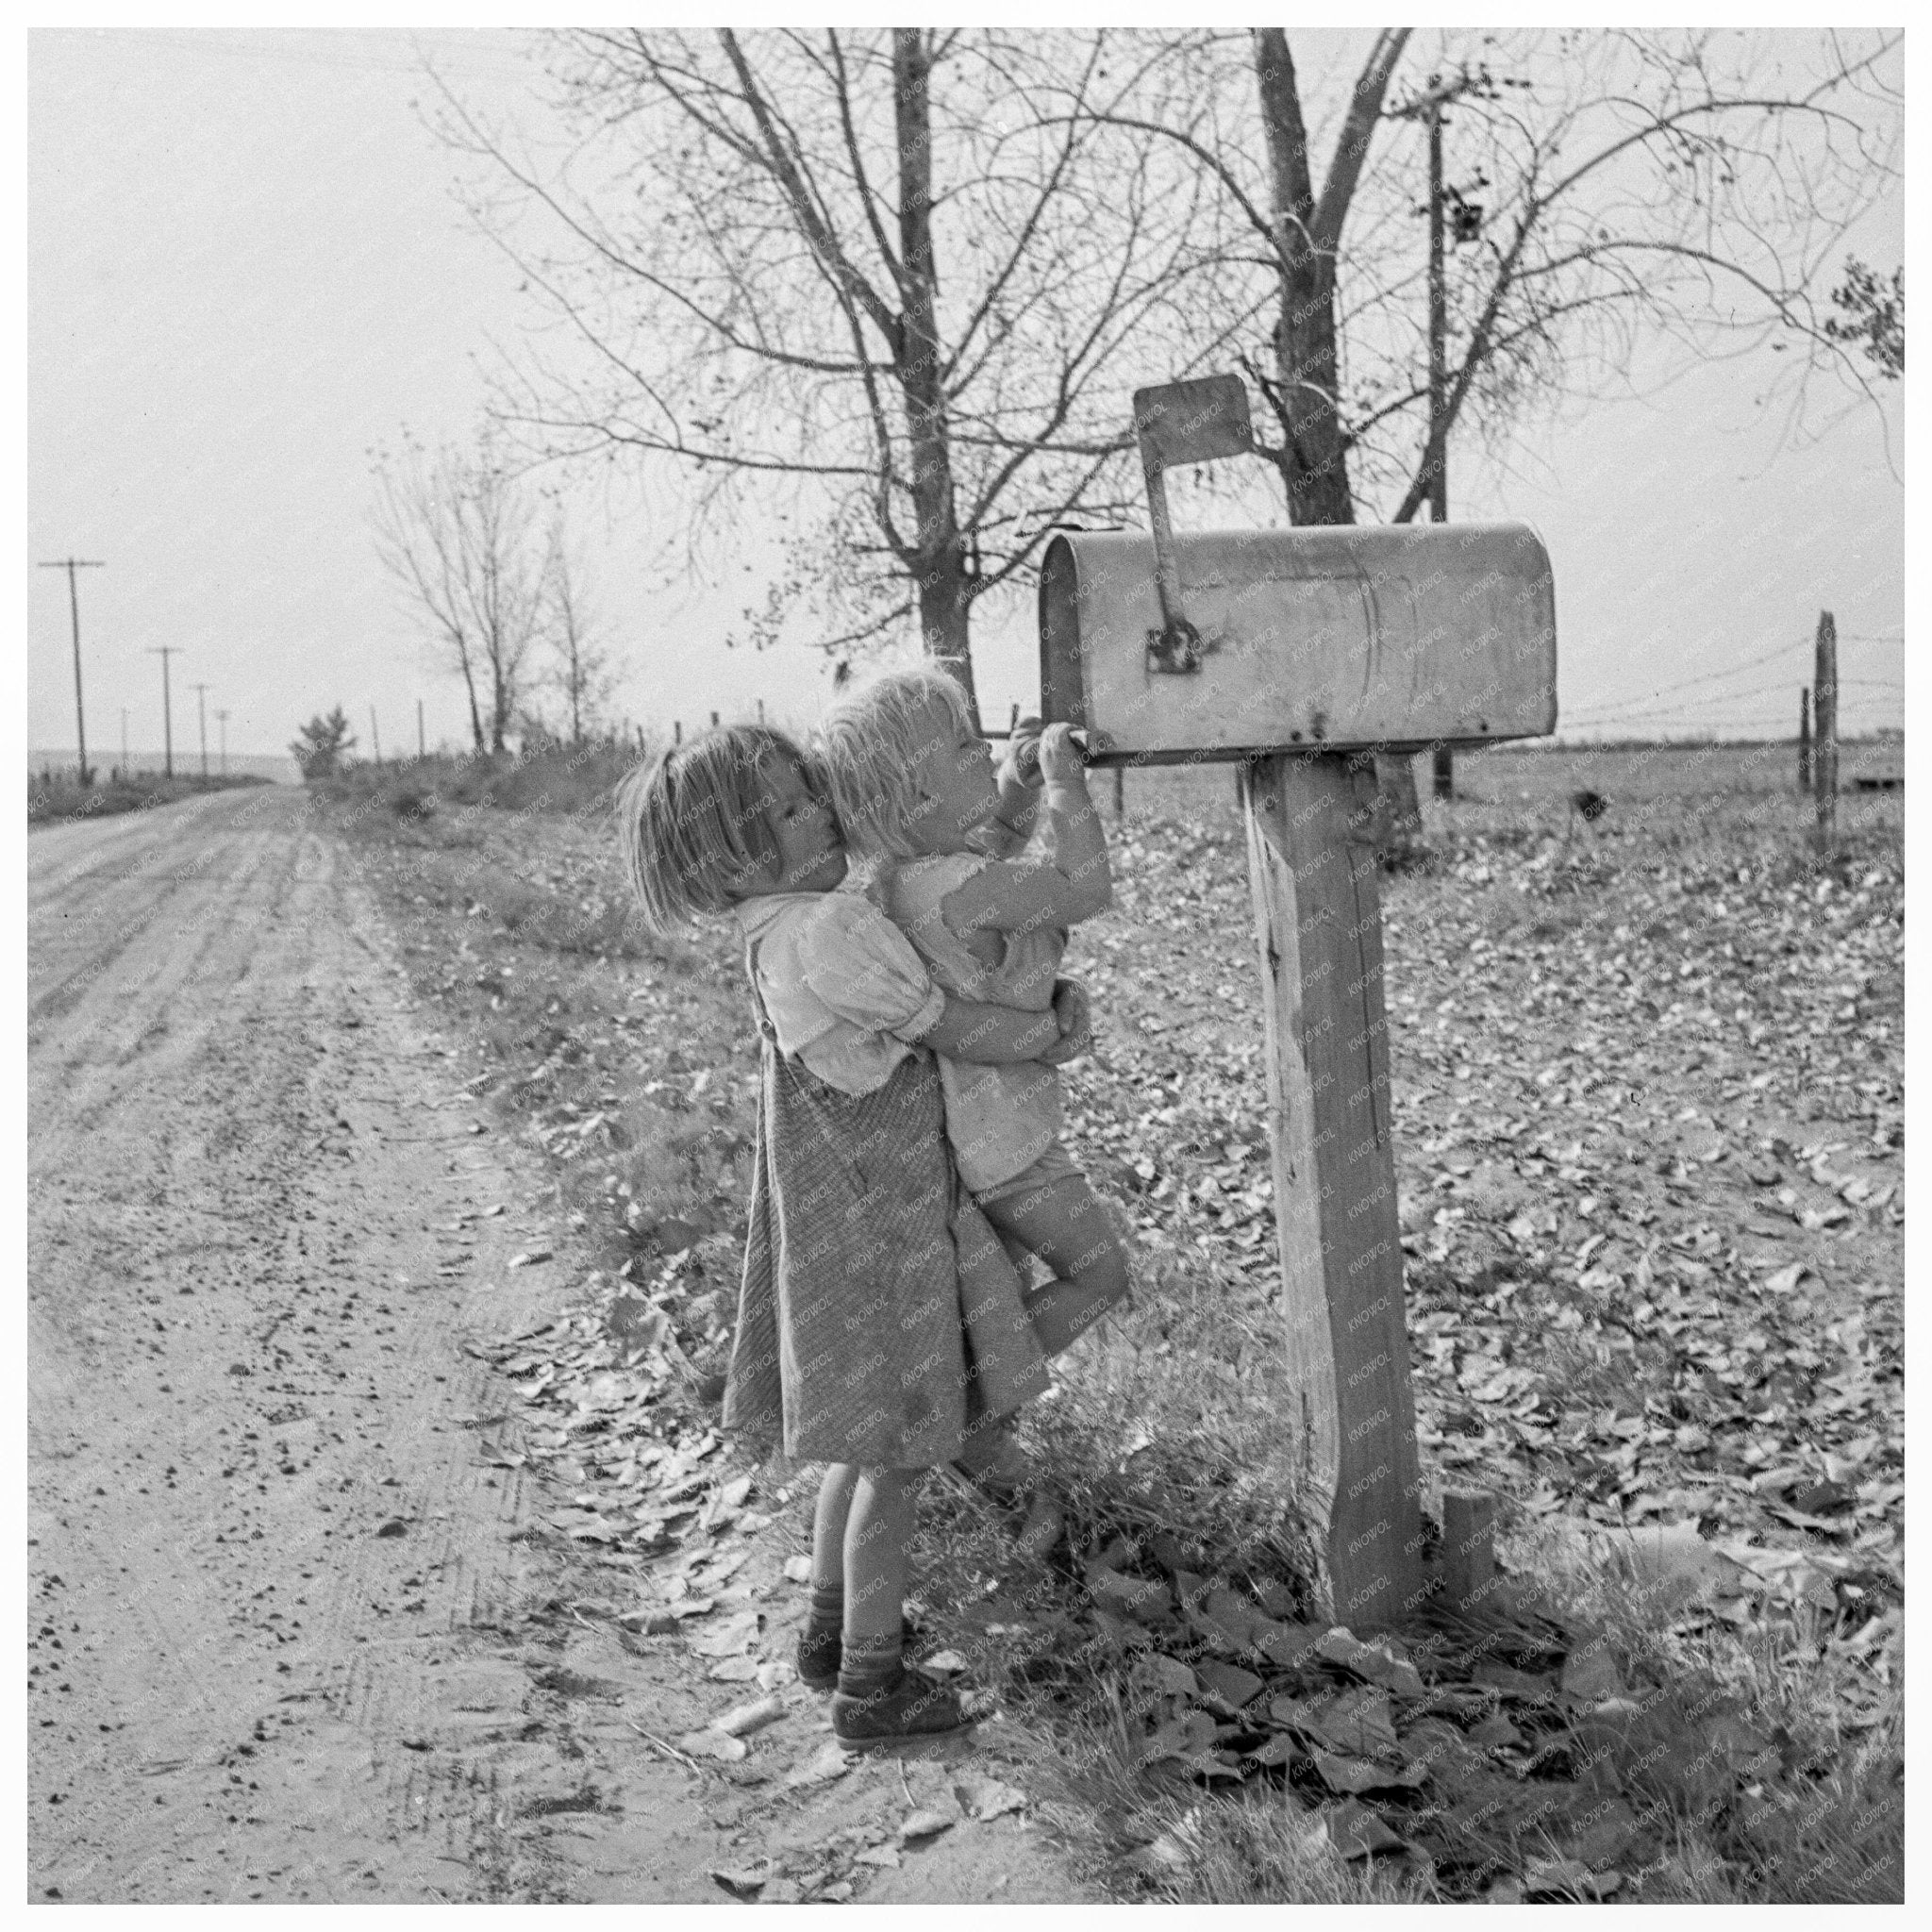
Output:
[1426, 98, 1448, 529]
[417, 698, 425, 759]
[370, 705, 382, 765]
[148, 646, 182, 777]
[1427, 96, 1454, 804]
[39, 557, 105, 788]
[1798, 687, 1812, 791]
[121, 707, 129, 777]
[192, 682, 211, 780]
[215, 708, 229, 776]
[1393, 73, 1484, 805]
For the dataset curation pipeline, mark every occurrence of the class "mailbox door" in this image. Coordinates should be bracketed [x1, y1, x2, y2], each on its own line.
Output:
[1040, 525, 1557, 761]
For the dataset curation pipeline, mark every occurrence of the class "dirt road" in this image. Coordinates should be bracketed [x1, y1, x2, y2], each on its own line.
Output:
[27, 788, 1083, 1905]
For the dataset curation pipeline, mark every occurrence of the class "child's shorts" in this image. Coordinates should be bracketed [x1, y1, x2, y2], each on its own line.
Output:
[972, 1137, 1083, 1208]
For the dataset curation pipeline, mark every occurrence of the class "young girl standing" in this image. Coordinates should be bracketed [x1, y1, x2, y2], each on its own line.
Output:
[616, 725, 1081, 1747]
[820, 670, 1132, 1455]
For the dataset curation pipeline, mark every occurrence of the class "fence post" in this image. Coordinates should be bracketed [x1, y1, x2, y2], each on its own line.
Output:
[1798, 687, 1812, 792]
[1432, 743, 1454, 800]
[1814, 613, 1838, 852]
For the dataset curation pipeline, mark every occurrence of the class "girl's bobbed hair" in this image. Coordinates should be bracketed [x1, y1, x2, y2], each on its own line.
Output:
[615, 724, 819, 936]
[818, 664, 974, 860]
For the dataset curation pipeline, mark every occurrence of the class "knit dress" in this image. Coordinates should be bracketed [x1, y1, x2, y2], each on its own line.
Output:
[720, 891, 1052, 1469]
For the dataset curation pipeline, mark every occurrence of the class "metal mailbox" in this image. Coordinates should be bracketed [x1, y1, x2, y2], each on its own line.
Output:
[1038, 521, 1557, 762]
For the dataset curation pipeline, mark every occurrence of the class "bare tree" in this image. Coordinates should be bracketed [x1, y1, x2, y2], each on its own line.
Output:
[370, 434, 548, 754]
[1081, 27, 1900, 842]
[1117, 29, 1900, 518]
[431, 28, 1222, 712]
[541, 519, 621, 746]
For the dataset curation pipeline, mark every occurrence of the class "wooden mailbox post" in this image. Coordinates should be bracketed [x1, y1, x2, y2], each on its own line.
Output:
[1040, 375, 1557, 1625]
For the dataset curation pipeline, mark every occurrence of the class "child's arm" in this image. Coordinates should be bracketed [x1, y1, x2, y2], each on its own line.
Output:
[974, 716, 1045, 858]
[946, 725, 1112, 934]
[899, 992, 1060, 1065]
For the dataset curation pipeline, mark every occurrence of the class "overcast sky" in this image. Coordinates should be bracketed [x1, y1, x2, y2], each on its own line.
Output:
[28, 25, 1904, 764]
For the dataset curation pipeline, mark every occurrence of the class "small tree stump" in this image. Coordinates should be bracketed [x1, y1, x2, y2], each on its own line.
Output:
[1441, 1491, 1497, 1614]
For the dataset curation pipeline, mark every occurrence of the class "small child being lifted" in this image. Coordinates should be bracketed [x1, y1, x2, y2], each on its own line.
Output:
[822, 669, 1131, 1399]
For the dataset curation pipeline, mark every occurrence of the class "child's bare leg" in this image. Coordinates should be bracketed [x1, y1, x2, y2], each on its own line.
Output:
[841, 1469, 916, 1676]
[811, 1463, 860, 1594]
[978, 1172, 1128, 1357]
[832, 1466, 973, 1745]
[796, 1463, 862, 1688]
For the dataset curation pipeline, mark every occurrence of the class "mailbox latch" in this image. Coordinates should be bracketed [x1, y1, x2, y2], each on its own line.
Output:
[1146, 619, 1204, 675]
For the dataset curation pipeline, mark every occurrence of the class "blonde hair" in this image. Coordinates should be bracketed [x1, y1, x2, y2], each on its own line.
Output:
[818, 665, 975, 859]
[614, 724, 821, 936]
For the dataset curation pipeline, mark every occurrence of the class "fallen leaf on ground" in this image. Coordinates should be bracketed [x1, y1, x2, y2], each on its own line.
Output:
[899, 1807, 958, 1843]
[954, 1774, 1026, 1821]
[675, 1729, 746, 1762]
[1313, 1750, 1428, 1794]
[1318, 1799, 1408, 1859]
[783, 1740, 853, 1790]
[691, 1611, 761, 1657]
[714, 1693, 785, 1738]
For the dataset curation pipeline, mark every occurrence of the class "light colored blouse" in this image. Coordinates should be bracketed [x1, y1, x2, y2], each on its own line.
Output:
[880, 854, 1066, 1193]
[734, 889, 945, 1097]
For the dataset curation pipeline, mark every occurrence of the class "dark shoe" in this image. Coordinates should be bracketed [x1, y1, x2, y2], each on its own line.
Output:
[952, 1419, 1028, 1501]
[831, 1665, 975, 1750]
[796, 1614, 922, 1692]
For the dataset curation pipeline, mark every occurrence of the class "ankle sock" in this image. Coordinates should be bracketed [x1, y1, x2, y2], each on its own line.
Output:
[836, 1629, 904, 1700]
[807, 1582, 843, 1635]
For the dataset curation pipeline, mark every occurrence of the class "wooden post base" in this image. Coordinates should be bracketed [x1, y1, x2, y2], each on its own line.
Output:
[1241, 753, 1423, 1627]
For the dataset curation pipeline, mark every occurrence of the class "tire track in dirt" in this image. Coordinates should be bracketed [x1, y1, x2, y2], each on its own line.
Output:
[26, 788, 680, 1902]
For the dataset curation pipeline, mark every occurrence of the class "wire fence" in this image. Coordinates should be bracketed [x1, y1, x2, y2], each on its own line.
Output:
[1557, 629, 1903, 737]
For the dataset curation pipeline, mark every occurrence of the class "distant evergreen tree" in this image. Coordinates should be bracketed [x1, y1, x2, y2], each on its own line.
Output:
[291, 706, 358, 780]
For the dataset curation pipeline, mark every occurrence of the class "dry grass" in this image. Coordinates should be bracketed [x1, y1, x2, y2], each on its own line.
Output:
[27, 769, 271, 824]
[321, 737, 650, 821]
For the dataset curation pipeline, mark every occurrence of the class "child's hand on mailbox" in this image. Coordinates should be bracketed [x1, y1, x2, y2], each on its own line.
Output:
[1038, 723, 1089, 785]
[986, 715, 1045, 850]
[1040, 975, 1093, 1065]
[998, 715, 1046, 791]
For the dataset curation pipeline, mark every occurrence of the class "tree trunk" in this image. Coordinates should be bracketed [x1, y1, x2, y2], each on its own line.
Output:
[491, 661, 509, 754]
[457, 649, 485, 753]
[892, 28, 979, 720]
[1254, 28, 1424, 863]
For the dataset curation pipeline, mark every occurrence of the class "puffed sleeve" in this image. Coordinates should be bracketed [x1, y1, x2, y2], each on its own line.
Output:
[796, 895, 946, 1041]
